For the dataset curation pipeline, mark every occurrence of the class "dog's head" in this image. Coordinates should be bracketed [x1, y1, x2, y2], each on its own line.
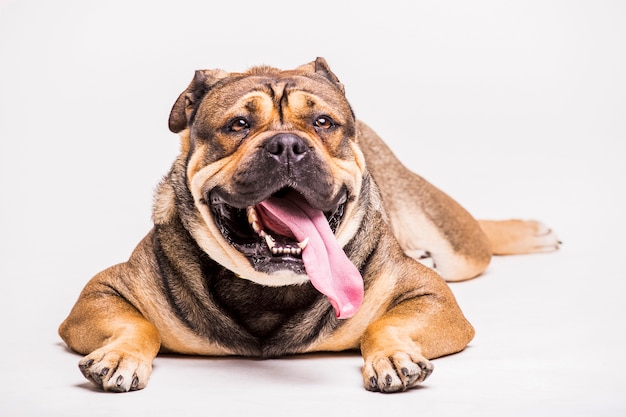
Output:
[164, 58, 368, 318]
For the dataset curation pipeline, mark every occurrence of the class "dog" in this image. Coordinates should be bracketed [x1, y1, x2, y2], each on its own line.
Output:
[59, 57, 560, 393]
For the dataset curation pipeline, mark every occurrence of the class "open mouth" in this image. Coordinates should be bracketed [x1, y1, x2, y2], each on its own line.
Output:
[208, 186, 363, 319]
[209, 188, 346, 274]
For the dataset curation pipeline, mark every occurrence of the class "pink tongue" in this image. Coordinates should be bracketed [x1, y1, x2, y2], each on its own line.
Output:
[257, 195, 363, 319]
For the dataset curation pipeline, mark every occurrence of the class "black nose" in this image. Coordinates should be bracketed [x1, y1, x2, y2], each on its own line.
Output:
[264, 134, 309, 165]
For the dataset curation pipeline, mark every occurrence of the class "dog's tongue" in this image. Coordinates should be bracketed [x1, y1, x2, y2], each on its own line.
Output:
[257, 195, 363, 319]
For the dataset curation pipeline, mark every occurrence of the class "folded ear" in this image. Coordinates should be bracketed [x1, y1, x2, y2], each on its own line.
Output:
[168, 69, 229, 133]
[296, 57, 345, 94]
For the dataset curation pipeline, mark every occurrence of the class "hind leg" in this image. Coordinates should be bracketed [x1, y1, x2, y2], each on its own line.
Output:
[357, 122, 562, 280]
[358, 122, 492, 281]
[478, 219, 561, 255]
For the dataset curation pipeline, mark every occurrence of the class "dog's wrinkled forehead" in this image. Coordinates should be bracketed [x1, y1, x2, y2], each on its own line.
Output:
[168, 57, 354, 135]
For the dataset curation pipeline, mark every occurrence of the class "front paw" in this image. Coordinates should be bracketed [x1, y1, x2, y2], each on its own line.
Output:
[362, 351, 434, 393]
[78, 347, 152, 392]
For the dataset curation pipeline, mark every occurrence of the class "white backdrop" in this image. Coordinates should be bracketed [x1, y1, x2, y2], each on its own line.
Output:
[1, 1, 624, 416]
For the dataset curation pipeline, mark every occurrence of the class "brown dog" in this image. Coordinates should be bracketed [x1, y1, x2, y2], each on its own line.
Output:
[59, 58, 559, 393]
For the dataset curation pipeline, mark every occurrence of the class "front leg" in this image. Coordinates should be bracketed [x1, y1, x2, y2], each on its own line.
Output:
[58, 270, 161, 392]
[360, 274, 474, 393]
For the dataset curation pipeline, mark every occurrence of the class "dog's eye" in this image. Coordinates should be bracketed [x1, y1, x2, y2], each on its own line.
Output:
[229, 118, 250, 132]
[314, 116, 335, 130]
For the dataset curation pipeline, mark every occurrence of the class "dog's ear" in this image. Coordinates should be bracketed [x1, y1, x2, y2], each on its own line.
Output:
[297, 57, 345, 94]
[168, 69, 229, 133]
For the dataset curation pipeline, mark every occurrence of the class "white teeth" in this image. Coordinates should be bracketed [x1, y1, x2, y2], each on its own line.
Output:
[246, 205, 307, 256]
[271, 246, 302, 256]
[247, 207, 262, 234]
[264, 233, 275, 249]
[297, 237, 309, 250]
[246, 206, 257, 222]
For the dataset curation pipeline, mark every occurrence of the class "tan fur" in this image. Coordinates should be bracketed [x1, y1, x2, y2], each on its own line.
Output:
[478, 219, 560, 255]
[357, 121, 560, 280]
[59, 58, 558, 393]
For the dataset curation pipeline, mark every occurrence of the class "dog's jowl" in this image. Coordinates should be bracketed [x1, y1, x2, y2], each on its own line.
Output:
[59, 58, 560, 393]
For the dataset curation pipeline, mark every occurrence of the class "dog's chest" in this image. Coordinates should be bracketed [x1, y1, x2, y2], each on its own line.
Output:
[154, 222, 340, 357]
[208, 274, 338, 356]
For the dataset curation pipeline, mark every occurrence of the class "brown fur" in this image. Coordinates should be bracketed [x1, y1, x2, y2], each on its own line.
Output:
[59, 58, 559, 393]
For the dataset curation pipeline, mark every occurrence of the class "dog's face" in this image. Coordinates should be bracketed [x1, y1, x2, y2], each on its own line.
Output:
[166, 58, 367, 317]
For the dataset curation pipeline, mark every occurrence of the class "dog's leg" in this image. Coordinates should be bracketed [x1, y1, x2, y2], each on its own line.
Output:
[58, 268, 161, 392]
[478, 219, 560, 255]
[357, 122, 492, 281]
[360, 269, 475, 393]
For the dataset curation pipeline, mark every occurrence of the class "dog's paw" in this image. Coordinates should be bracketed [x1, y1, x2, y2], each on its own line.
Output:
[362, 351, 434, 393]
[405, 249, 437, 270]
[480, 219, 561, 255]
[78, 347, 152, 392]
[526, 220, 561, 253]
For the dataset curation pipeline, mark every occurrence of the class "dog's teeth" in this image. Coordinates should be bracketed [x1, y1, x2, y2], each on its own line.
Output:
[252, 210, 305, 256]
[268, 243, 302, 256]
[264, 234, 275, 249]
[246, 206, 258, 223]
[247, 206, 264, 234]
[248, 205, 306, 257]
[297, 237, 309, 250]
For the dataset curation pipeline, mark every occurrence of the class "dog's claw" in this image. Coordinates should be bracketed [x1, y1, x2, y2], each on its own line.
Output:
[363, 352, 434, 393]
[369, 376, 378, 391]
[417, 361, 434, 381]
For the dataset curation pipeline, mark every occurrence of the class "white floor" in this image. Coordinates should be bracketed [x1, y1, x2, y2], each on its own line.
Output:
[1, 1, 625, 416]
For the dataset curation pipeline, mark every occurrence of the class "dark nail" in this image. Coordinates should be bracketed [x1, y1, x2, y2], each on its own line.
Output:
[385, 374, 393, 386]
